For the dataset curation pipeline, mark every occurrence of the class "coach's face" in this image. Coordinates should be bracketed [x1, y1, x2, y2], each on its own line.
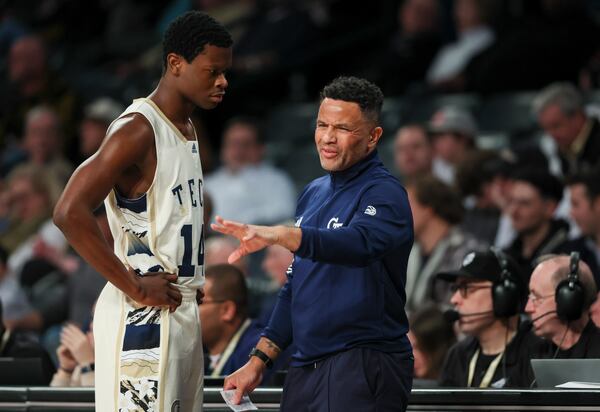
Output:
[315, 98, 382, 172]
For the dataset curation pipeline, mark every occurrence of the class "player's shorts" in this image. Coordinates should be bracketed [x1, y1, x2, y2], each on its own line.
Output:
[94, 282, 203, 411]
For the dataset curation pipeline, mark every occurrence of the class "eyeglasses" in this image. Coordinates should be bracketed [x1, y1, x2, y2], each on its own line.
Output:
[450, 282, 492, 298]
[527, 293, 555, 306]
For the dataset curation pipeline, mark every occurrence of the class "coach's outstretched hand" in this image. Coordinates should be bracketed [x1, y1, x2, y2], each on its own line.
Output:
[211, 216, 279, 263]
[211, 215, 301, 263]
[131, 269, 182, 312]
[223, 357, 265, 405]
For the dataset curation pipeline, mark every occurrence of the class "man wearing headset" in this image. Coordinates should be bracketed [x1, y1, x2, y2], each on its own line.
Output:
[525, 254, 600, 357]
[437, 249, 546, 388]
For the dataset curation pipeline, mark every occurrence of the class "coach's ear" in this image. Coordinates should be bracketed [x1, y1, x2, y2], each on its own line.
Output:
[367, 126, 383, 149]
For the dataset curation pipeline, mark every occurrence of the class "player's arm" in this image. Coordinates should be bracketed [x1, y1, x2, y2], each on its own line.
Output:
[53, 115, 181, 310]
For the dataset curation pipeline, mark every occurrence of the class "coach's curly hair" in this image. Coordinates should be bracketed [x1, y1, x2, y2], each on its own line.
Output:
[320, 76, 384, 123]
[162, 11, 232, 70]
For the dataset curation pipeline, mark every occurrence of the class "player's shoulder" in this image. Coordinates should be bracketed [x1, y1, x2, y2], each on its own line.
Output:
[106, 113, 154, 144]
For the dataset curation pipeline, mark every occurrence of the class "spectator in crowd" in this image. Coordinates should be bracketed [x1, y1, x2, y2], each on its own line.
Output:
[438, 249, 545, 388]
[426, 0, 498, 91]
[525, 254, 600, 358]
[456, 150, 504, 245]
[205, 235, 277, 319]
[380, 0, 442, 94]
[534, 83, 600, 178]
[78, 97, 124, 162]
[2, 106, 73, 183]
[258, 243, 293, 325]
[205, 116, 296, 225]
[591, 291, 600, 327]
[505, 169, 569, 276]
[560, 172, 600, 286]
[0, 297, 55, 384]
[405, 175, 484, 312]
[0, 245, 32, 324]
[0, 165, 60, 254]
[0, 35, 79, 154]
[393, 124, 433, 183]
[201, 264, 287, 383]
[51, 323, 95, 387]
[428, 106, 477, 185]
[408, 305, 456, 382]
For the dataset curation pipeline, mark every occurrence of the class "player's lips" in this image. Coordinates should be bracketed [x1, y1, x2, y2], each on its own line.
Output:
[210, 92, 225, 102]
[320, 147, 338, 159]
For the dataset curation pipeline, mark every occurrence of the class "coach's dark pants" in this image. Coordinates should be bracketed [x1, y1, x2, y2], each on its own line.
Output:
[280, 348, 413, 412]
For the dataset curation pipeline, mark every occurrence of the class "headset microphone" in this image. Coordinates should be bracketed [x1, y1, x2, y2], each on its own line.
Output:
[443, 309, 494, 323]
[519, 310, 557, 332]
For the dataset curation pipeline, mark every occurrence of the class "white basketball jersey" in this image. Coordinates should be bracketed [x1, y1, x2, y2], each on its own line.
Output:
[104, 98, 205, 290]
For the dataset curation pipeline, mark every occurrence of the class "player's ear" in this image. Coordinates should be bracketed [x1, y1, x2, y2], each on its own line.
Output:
[166, 53, 184, 76]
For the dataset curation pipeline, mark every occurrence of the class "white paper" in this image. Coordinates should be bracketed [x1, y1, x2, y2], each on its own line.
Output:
[220, 389, 258, 411]
[555, 381, 600, 389]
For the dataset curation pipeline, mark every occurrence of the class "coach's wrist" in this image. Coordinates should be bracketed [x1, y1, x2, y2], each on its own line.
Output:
[248, 354, 268, 372]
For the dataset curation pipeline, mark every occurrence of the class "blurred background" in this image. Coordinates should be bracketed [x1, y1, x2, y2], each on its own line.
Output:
[2, 0, 600, 390]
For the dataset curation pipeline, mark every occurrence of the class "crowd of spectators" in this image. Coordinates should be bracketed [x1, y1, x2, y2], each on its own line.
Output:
[2, 0, 600, 391]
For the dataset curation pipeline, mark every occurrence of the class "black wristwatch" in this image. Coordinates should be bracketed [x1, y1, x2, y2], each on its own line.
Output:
[249, 347, 273, 369]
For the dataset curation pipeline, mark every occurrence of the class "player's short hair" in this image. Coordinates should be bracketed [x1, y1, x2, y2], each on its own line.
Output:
[162, 11, 232, 70]
[320, 76, 384, 123]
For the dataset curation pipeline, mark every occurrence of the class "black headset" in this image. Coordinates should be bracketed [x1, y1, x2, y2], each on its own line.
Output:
[555, 252, 585, 321]
[491, 247, 521, 318]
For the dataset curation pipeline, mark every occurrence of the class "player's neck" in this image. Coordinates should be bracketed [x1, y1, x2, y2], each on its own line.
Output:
[149, 79, 195, 125]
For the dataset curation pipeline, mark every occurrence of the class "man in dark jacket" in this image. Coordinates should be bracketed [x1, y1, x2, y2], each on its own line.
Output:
[201, 264, 288, 384]
[212, 76, 414, 411]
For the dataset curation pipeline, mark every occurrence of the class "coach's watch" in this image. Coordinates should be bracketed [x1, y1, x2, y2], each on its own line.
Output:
[249, 347, 273, 369]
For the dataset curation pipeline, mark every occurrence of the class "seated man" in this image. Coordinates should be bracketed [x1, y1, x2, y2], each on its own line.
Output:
[201, 264, 288, 383]
[438, 249, 546, 388]
[525, 254, 600, 358]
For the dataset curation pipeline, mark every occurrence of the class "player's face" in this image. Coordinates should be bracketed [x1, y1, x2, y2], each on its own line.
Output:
[179, 45, 232, 110]
[315, 98, 382, 172]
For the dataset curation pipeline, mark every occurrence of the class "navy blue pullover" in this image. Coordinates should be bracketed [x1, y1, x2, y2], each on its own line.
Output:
[263, 150, 414, 366]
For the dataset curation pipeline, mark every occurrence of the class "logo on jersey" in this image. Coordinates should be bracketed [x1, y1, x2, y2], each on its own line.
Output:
[327, 217, 343, 229]
[191, 143, 197, 154]
[364, 205, 377, 216]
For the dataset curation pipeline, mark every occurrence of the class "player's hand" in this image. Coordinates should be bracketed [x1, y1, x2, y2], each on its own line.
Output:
[132, 270, 182, 312]
[223, 357, 265, 405]
[211, 216, 277, 263]
[56, 344, 77, 372]
[61, 324, 94, 365]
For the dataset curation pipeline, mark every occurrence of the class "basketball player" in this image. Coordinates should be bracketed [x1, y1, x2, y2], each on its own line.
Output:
[53, 12, 232, 411]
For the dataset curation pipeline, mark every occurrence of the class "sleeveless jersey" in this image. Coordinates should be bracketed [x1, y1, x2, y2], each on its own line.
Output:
[104, 98, 205, 291]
